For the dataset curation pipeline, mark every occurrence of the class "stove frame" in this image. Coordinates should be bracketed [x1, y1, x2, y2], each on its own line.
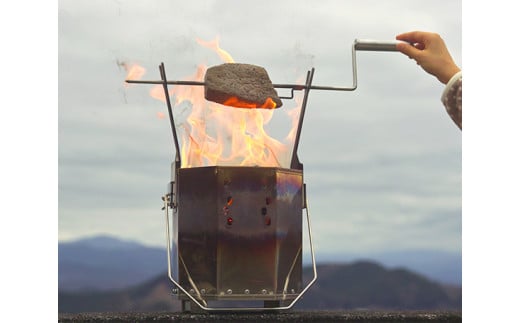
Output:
[128, 39, 401, 312]
[161, 64, 317, 312]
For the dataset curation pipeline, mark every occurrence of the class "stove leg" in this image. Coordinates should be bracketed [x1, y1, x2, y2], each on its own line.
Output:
[181, 299, 204, 313]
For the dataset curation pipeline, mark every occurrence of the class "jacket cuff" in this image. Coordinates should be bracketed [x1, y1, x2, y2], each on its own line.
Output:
[441, 71, 462, 102]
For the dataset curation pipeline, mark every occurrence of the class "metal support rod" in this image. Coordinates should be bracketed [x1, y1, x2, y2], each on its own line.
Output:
[159, 63, 182, 164]
[126, 79, 205, 86]
[290, 68, 315, 170]
[125, 42, 360, 93]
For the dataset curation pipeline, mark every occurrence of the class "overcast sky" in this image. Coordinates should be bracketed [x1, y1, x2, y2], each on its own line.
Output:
[11, 0, 520, 320]
[58, 0, 463, 257]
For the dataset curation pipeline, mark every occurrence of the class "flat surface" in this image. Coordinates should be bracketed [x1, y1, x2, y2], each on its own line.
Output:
[58, 311, 462, 322]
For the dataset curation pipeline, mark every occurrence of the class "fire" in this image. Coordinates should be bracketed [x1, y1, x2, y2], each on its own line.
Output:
[123, 63, 146, 85]
[223, 97, 277, 109]
[127, 37, 301, 168]
[196, 36, 235, 63]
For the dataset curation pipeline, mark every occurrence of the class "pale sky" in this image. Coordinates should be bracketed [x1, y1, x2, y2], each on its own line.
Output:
[8, 0, 520, 320]
[58, 0, 462, 256]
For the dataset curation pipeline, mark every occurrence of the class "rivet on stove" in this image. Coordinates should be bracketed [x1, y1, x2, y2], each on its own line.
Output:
[201, 289, 206, 294]
[261, 289, 267, 295]
[244, 289, 250, 295]
[226, 289, 233, 294]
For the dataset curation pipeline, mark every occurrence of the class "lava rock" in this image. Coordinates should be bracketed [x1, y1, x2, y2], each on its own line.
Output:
[204, 63, 283, 108]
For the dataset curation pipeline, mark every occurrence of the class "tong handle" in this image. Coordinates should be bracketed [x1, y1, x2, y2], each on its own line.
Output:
[354, 39, 403, 51]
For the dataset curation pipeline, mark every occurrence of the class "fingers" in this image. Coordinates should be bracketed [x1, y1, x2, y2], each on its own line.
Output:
[396, 31, 429, 44]
[414, 43, 425, 50]
[395, 41, 421, 60]
[395, 31, 459, 84]
[395, 31, 441, 59]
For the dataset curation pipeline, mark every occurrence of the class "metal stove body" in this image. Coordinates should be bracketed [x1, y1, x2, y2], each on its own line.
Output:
[170, 166, 304, 307]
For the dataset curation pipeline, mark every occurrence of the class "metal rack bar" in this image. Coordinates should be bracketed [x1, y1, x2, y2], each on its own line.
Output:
[158, 63, 181, 165]
[290, 68, 315, 170]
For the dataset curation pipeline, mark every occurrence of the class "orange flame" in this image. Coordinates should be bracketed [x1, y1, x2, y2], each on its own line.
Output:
[123, 63, 146, 85]
[127, 37, 302, 168]
[223, 97, 277, 109]
[196, 36, 235, 63]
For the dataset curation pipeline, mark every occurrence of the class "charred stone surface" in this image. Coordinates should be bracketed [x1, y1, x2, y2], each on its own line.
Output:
[58, 311, 462, 322]
[204, 63, 283, 108]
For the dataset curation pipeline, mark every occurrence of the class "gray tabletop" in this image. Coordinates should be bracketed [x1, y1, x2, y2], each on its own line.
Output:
[59, 310, 462, 322]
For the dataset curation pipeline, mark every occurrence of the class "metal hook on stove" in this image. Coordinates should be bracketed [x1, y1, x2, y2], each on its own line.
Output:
[278, 87, 297, 100]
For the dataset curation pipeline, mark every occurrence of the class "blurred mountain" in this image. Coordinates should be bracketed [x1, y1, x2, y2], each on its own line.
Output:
[59, 274, 180, 313]
[295, 262, 461, 310]
[59, 235, 166, 291]
[58, 235, 461, 293]
[59, 261, 461, 313]
[310, 249, 462, 285]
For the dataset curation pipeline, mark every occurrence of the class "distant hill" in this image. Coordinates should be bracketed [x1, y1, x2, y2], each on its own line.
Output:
[59, 261, 461, 313]
[59, 274, 180, 313]
[310, 250, 462, 285]
[59, 235, 165, 291]
[296, 262, 461, 310]
[58, 235, 461, 293]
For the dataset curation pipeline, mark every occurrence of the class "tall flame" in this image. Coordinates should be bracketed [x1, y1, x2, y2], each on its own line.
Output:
[126, 37, 302, 168]
[196, 36, 235, 63]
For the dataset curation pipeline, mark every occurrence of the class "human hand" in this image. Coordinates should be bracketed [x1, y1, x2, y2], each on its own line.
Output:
[396, 31, 460, 84]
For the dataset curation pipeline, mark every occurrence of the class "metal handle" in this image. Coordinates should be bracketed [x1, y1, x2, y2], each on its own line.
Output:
[354, 39, 402, 51]
[275, 39, 404, 93]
